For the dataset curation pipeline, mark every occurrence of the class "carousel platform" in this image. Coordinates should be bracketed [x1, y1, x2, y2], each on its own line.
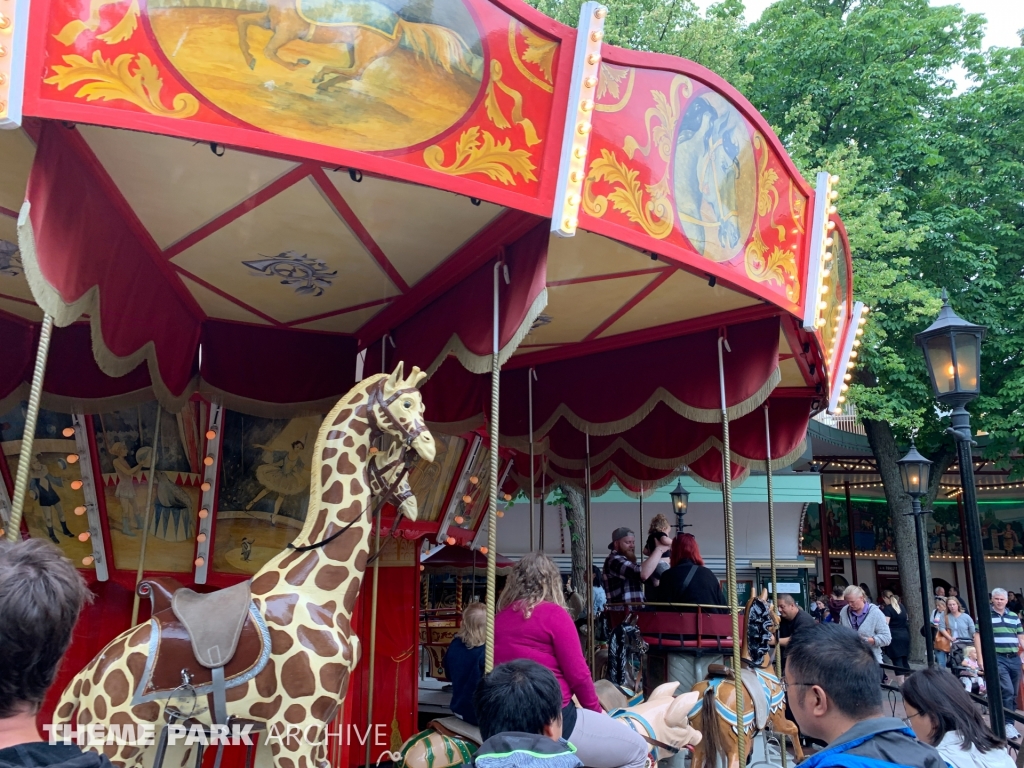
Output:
[418, 677, 453, 716]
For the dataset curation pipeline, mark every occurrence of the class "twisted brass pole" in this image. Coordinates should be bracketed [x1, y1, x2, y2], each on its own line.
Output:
[766, 405, 786, 768]
[718, 336, 744, 760]
[485, 261, 502, 672]
[131, 406, 162, 625]
[7, 314, 54, 542]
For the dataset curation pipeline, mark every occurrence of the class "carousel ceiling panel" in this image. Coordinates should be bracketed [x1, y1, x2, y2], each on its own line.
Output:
[79, 126, 299, 250]
[0, 297, 43, 321]
[0, 129, 35, 214]
[525, 274, 658, 346]
[170, 176, 399, 324]
[597, 270, 760, 339]
[325, 172, 504, 286]
[547, 230, 652, 283]
[293, 305, 390, 334]
[779, 357, 806, 387]
[179, 274, 273, 326]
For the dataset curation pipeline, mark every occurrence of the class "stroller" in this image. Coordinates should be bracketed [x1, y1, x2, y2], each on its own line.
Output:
[950, 640, 986, 695]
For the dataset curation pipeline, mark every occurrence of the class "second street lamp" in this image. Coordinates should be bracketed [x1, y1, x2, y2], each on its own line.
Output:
[914, 289, 1003, 736]
[897, 441, 934, 668]
[669, 479, 690, 533]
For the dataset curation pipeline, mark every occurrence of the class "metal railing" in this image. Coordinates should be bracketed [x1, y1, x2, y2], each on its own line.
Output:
[813, 404, 866, 435]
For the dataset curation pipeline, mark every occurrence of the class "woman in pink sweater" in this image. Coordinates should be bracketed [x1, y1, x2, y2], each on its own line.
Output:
[494, 553, 649, 768]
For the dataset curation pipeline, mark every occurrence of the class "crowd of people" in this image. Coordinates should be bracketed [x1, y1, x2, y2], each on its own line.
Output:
[3, 530, 1024, 768]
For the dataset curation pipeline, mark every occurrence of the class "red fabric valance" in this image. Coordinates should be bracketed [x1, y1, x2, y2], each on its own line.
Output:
[364, 223, 549, 378]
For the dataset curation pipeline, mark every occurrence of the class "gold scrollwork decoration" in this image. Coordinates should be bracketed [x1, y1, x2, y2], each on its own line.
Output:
[789, 177, 807, 234]
[595, 65, 635, 113]
[45, 52, 200, 118]
[623, 75, 692, 162]
[54, 0, 140, 46]
[424, 127, 537, 186]
[484, 60, 541, 147]
[583, 148, 673, 239]
[508, 21, 555, 94]
[745, 232, 798, 301]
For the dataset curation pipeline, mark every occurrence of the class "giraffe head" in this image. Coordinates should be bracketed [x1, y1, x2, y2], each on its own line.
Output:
[371, 362, 436, 464]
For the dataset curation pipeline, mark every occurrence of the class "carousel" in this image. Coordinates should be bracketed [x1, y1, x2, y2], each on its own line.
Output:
[0, 0, 864, 763]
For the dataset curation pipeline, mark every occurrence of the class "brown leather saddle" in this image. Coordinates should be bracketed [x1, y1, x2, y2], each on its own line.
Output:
[428, 717, 482, 747]
[134, 577, 270, 725]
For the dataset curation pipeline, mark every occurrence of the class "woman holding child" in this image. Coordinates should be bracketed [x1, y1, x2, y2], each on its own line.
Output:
[494, 553, 650, 768]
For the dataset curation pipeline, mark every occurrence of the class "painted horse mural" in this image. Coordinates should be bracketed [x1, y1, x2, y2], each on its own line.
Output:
[400, 681, 703, 768]
[673, 93, 750, 260]
[236, 0, 476, 91]
[688, 590, 803, 768]
[53, 363, 436, 768]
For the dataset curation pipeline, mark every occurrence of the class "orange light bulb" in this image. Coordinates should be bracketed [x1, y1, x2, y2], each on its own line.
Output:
[480, 547, 489, 555]
[446, 537, 456, 545]
[63, 427, 75, 437]
[78, 532, 90, 542]
[195, 557, 205, 567]
[74, 505, 87, 516]
[204, 456, 214, 466]
[82, 556, 94, 566]
[201, 482, 211, 492]
[67, 454, 79, 464]
[71, 480, 83, 490]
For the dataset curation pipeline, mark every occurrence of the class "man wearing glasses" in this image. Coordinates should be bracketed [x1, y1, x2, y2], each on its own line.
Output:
[783, 624, 947, 768]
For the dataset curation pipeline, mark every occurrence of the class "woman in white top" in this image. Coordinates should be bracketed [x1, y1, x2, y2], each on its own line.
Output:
[902, 667, 1015, 768]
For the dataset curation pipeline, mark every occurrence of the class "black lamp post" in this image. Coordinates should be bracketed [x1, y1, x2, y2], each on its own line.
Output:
[669, 479, 690, 533]
[914, 290, 1002, 735]
[896, 441, 935, 668]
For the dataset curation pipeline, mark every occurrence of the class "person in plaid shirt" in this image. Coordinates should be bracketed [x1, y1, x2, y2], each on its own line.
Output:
[602, 527, 667, 604]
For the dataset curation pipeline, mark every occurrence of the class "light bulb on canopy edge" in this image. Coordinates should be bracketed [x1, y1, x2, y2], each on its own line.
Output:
[479, 546, 489, 555]
[204, 455, 214, 466]
[82, 556, 94, 566]
[63, 427, 75, 437]
[78, 532, 90, 542]
[462, 495, 472, 504]
[71, 480, 83, 490]
[195, 557, 205, 567]
[201, 482, 211, 492]
[74, 505, 86, 516]
[206, 428, 217, 440]
[446, 536, 456, 546]
[67, 454, 79, 464]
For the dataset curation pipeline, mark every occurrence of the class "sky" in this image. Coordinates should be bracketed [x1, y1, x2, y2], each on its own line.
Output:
[699, 0, 1023, 50]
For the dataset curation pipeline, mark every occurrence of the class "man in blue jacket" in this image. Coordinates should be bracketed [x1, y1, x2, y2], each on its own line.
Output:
[469, 660, 582, 768]
[785, 624, 947, 768]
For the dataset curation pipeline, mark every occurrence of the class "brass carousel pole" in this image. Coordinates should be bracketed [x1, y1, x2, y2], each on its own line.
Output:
[485, 261, 504, 672]
[765, 405, 787, 768]
[529, 368, 536, 552]
[7, 314, 54, 542]
[718, 335, 744, 760]
[363, 335, 389, 768]
[131, 407, 162, 625]
[585, 431, 595, 673]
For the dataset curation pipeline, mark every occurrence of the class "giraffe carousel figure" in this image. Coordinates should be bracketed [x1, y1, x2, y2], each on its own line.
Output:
[53, 363, 436, 768]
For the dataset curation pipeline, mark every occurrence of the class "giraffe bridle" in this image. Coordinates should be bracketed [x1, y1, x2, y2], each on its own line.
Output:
[367, 383, 428, 448]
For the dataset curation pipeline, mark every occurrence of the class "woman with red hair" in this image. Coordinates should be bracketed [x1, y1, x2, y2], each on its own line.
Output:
[660, 533, 725, 610]
[659, 533, 727, 692]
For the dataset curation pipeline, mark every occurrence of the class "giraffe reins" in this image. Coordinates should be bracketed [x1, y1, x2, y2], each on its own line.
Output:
[287, 462, 413, 552]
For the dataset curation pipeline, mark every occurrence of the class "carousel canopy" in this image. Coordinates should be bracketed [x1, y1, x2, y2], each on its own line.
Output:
[0, 0, 859, 492]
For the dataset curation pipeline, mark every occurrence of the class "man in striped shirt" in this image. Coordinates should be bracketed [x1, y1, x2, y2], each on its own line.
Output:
[974, 587, 1024, 739]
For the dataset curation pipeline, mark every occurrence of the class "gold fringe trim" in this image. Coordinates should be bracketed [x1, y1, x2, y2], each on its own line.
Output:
[528, 366, 781, 438]
[18, 202, 196, 414]
[421, 287, 548, 378]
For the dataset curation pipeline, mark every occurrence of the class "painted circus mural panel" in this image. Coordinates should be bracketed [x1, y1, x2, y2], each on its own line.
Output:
[91, 402, 203, 572]
[214, 410, 324, 575]
[1, 404, 93, 567]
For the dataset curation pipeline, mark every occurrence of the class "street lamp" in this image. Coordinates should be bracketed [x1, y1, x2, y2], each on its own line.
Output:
[896, 441, 935, 668]
[669, 479, 690, 533]
[915, 289, 1001, 734]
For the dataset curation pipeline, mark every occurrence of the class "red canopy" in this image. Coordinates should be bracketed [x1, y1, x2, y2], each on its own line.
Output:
[422, 545, 515, 575]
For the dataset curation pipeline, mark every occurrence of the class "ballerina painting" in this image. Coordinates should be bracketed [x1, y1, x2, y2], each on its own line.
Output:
[244, 439, 310, 526]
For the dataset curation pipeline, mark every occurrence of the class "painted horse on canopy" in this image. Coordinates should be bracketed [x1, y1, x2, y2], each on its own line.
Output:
[688, 590, 803, 768]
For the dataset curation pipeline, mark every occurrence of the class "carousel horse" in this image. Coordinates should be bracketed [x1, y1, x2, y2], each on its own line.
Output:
[399, 682, 703, 768]
[53, 363, 436, 768]
[688, 590, 803, 768]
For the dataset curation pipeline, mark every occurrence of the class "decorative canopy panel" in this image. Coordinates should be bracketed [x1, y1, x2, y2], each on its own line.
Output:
[0, 0, 857, 490]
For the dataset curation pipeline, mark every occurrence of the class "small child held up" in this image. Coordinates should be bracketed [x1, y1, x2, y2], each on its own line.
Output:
[469, 659, 583, 768]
